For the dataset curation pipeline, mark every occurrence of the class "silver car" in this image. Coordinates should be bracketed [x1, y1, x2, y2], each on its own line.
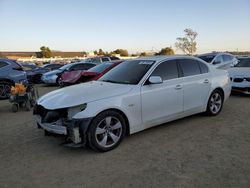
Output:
[198, 52, 238, 69]
[229, 57, 250, 94]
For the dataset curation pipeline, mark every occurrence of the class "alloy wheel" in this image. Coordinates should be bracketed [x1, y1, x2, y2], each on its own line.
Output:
[209, 92, 222, 114]
[95, 116, 122, 148]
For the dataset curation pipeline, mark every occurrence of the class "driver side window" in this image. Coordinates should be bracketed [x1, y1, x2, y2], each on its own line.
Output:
[151, 60, 179, 81]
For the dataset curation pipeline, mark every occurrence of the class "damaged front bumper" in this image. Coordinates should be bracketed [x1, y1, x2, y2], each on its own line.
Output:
[36, 116, 92, 147]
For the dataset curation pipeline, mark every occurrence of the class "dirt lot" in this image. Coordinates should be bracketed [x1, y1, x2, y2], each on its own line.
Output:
[0, 85, 250, 188]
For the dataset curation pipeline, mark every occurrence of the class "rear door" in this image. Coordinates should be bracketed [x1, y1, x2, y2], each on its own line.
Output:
[178, 59, 211, 111]
[141, 60, 183, 126]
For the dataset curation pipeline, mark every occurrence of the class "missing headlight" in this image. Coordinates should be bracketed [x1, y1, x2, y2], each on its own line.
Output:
[67, 104, 87, 119]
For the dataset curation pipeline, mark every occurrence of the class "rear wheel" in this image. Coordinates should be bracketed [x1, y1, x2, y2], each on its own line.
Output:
[206, 90, 224, 116]
[87, 110, 126, 152]
[0, 81, 13, 99]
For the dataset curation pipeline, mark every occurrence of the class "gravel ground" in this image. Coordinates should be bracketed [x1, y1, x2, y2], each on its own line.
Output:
[0, 85, 250, 188]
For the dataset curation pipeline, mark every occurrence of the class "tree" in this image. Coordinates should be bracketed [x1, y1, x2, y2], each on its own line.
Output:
[113, 49, 129, 56]
[36, 46, 52, 58]
[155, 47, 175, 55]
[82, 51, 87, 57]
[175, 28, 198, 55]
[98, 49, 105, 56]
[140, 52, 147, 56]
[94, 50, 98, 55]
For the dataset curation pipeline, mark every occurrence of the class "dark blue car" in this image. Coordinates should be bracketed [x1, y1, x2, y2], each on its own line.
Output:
[0, 58, 28, 99]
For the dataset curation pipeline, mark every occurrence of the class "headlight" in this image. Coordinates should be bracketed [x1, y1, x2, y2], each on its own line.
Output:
[68, 104, 87, 119]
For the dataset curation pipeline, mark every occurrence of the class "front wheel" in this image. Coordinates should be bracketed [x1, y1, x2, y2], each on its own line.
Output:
[206, 90, 224, 116]
[0, 81, 12, 100]
[87, 110, 126, 152]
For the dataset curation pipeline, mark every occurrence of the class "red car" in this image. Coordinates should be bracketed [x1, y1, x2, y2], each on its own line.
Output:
[60, 60, 123, 86]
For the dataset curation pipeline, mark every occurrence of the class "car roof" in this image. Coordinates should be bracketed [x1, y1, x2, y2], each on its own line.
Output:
[198, 52, 233, 57]
[131, 55, 204, 63]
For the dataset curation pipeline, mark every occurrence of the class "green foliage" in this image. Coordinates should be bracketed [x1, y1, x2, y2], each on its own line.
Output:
[36, 46, 52, 58]
[155, 47, 175, 55]
[98, 49, 105, 56]
[82, 51, 87, 56]
[175, 28, 198, 55]
[112, 49, 129, 56]
[140, 52, 147, 56]
[94, 50, 98, 55]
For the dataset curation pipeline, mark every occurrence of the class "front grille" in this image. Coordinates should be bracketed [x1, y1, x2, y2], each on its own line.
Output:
[234, 78, 244, 82]
[233, 77, 250, 83]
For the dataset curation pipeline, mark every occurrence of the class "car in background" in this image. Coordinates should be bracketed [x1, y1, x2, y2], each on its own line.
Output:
[0, 58, 27, 99]
[23, 63, 63, 84]
[228, 57, 250, 94]
[41, 62, 96, 85]
[197, 52, 237, 69]
[83, 56, 120, 64]
[34, 56, 231, 152]
[60, 60, 123, 86]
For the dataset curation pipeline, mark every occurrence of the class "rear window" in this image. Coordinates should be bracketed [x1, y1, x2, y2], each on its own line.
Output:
[198, 62, 209, 73]
[178, 59, 201, 77]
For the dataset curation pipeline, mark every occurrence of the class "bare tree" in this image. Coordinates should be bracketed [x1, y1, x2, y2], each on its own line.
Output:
[175, 28, 198, 55]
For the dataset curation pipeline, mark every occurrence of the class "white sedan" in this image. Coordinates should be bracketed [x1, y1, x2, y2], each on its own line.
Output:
[229, 57, 250, 94]
[34, 56, 231, 152]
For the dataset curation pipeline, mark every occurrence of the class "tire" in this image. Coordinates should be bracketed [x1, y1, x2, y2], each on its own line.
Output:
[0, 81, 13, 100]
[56, 77, 62, 86]
[206, 89, 224, 116]
[12, 104, 18, 112]
[87, 110, 127, 152]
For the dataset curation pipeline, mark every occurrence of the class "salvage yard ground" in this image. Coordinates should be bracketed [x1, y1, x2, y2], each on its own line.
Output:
[0, 85, 250, 188]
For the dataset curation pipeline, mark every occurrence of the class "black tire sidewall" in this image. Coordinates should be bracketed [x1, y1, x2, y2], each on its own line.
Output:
[0, 81, 13, 99]
[88, 110, 126, 152]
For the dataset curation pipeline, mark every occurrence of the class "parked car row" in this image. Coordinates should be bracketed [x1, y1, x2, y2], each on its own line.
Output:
[0, 54, 249, 100]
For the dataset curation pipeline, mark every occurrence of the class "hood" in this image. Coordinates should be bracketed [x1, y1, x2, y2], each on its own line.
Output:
[228, 67, 250, 77]
[37, 81, 133, 110]
[43, 69, 62, 76]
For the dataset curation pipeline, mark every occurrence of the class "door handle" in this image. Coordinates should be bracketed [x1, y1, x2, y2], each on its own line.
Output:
[203, 79, 209, 84]
[175, 85, 182, 90]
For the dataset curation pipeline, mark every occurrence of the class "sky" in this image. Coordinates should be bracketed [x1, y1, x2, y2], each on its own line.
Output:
[0, 0, 250, 54]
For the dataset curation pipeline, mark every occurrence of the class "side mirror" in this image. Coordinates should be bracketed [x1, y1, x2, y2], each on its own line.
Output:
[148, 76, 163, 84]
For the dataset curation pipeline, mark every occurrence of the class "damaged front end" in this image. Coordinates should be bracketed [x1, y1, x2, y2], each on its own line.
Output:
[33, 104, 92, 147]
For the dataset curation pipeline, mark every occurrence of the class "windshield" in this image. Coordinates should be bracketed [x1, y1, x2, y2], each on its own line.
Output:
[59, 63, 73, 71]
[198, 55, 216, 63]
[235, 58, 250, 67]
[99, 60, 155, 84]
[87, 63, 112, 73]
